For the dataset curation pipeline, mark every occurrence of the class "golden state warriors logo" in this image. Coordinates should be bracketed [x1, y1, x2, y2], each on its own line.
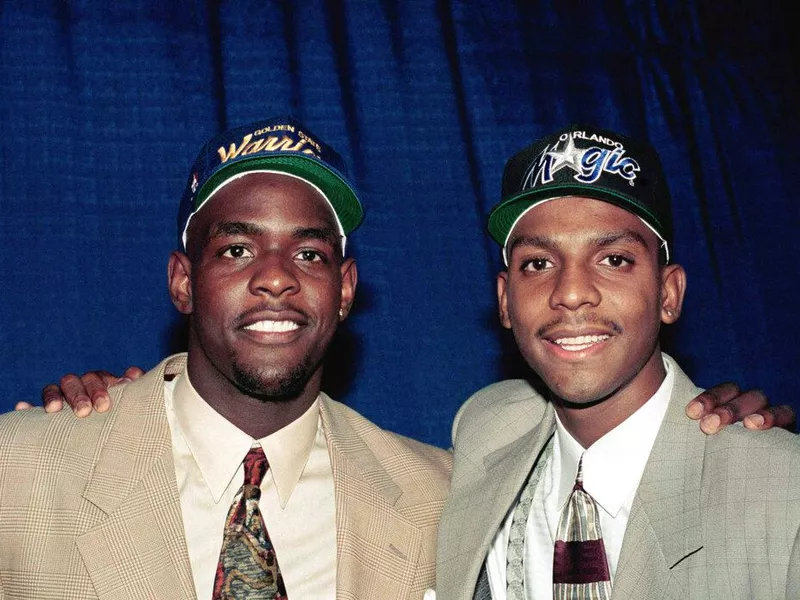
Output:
[216, 127, 322, 165]
[523, 130, 640, 191]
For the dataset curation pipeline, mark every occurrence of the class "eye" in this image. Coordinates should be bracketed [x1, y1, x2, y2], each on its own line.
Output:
[220, 245, 253, 259]
[296, 249, 326, 263]
[599, 254, 633, 268]
[521, 257, 553, 272]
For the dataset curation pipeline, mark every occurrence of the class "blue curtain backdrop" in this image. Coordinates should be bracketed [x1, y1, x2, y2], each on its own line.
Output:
[1, 1, 797, 448]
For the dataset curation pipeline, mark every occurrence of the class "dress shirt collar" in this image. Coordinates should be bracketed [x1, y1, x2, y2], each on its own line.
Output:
[172, 370, 321, 508]
[554, 355, 674, 517]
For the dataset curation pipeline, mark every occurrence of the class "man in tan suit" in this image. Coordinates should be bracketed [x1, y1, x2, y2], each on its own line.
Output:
[436, 124, 800, 599]
[0, 116, 451, 599]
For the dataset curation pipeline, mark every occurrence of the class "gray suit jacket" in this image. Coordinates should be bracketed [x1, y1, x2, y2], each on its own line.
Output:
[436, 354, 800, 599]
[0, 354, 452, 599]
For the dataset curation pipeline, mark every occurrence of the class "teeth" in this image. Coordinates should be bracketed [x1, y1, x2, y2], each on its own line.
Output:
[554, 334, 609, 351]
[244, 320, 299, 333]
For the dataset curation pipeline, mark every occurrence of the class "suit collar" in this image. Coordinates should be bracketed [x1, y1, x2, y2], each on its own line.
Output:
[319, 394, 422, 599]
[81, 355, 183, 514]
[483, 405, 557, 514]
[319, 394, 404, 505]
[78, 354, 196, 599]
[442, 400, 557, 600]
[614, 354, 706, 596]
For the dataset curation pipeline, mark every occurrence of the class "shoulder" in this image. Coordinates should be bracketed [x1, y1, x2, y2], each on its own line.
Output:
[0, 402, 111, 460]
[668, 354, 800, 463]
[0, 355, 181, 464]
[0, 401, 115, 510]
[706, 421, 800, 460]
[452, 378, 549, 446]
[696, 427, 800, 550]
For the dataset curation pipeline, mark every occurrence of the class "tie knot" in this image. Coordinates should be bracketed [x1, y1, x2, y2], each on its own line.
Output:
[243, 446, 268, 488]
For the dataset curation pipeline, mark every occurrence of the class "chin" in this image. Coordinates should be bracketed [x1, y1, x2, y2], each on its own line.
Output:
[232, 360, 314, 400]
[542, 375, 613, 408]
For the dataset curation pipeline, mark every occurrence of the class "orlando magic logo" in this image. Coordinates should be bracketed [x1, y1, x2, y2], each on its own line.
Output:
[522, 132, 641, 191]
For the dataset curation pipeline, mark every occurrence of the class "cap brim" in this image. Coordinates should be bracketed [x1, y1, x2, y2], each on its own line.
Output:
[488, 184, 666, 247]
[196, 154, 364, 235]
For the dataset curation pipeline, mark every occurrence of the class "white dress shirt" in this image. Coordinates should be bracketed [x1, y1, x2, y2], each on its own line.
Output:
[164, 370, 337, 599]
[486, 358, 675, 599]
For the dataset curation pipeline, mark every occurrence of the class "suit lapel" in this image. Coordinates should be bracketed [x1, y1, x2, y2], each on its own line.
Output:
[320, 397, 423, 600]
[440, 403, 556, 600]
[613, 356, 705, 598]
[77, 355, 196, 600]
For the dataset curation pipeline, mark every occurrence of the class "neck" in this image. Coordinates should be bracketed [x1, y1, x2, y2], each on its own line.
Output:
[553, 350, 666, 448]
[186, 353, 322, 439]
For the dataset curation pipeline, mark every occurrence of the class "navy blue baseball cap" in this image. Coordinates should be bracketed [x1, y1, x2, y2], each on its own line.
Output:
[177, 115, 364, 251]
[489, 124, 673, 264]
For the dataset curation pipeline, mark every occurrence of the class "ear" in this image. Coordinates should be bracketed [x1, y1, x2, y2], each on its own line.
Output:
[660, 263, 686, 324]
[168, 251, 193, 315]
[338, 258, 358, 321]
[497, 271, 512, 329]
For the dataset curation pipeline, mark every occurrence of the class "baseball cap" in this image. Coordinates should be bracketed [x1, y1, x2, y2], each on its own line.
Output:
[177, 115, 364, 252]
[489, 124, 673, 264]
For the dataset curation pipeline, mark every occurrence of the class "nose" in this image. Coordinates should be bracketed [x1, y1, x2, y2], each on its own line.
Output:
[548, 262, 601, 311]
[248, 254, 300, 297]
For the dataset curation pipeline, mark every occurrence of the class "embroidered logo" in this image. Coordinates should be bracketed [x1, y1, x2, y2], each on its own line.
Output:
[522, 131, 640, 191]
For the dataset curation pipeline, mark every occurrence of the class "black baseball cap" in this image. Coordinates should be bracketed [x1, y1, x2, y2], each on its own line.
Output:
[177, 115, 364, 251]
[489, 124, 673, 264]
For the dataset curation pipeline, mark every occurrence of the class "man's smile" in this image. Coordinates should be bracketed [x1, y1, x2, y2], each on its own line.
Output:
[243, 319, 301, 333]
[236, 309, 310, 344]
[551, 333, 611, 352]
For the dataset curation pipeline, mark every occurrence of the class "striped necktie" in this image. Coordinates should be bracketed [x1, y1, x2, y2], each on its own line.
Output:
[505, 436, 554, 600]
[212, 446, 288, 599]
[552, 455, 611, 599]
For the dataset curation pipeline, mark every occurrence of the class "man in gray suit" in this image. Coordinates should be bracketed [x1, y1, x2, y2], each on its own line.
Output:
[436, 124, 800, 599]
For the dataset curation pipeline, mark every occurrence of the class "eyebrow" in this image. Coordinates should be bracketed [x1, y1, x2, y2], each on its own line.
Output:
[207, 222, 339, 245]
[292, 227, 340, 248]
[594, 230, 651, 251]
[508, 229, 651, 255]
[209, 221, 263, 238]
[508, 234, 559, 255]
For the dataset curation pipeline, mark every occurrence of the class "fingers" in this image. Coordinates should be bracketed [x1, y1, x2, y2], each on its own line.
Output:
[38, 367, 137, 417]
[122, 366, 145, 381]
[41, 383, 66, 413]
[14, 401, 34, 410]
[96, 370, 122, 388]
[743, 406, 796, 432]
[56, 374, 94, 417]
[79, 371, 114, 413]
[690, 386, 795, 435]
[700, 388, 768, 434]
[685, 382, 741, 420]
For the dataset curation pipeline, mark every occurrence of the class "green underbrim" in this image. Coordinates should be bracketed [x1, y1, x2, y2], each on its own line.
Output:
[196, 155, 364, 234]
[488, 184, 665, 247]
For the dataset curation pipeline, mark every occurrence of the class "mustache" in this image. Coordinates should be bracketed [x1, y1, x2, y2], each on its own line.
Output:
[536, 315, 623, 338]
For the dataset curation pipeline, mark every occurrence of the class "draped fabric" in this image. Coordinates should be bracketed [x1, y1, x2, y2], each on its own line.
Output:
[1, 1, 797, 448]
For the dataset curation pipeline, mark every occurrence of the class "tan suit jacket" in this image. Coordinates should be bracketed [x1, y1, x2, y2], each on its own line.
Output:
[0, 354, 452, 599]
[436, 354, 800, 599]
